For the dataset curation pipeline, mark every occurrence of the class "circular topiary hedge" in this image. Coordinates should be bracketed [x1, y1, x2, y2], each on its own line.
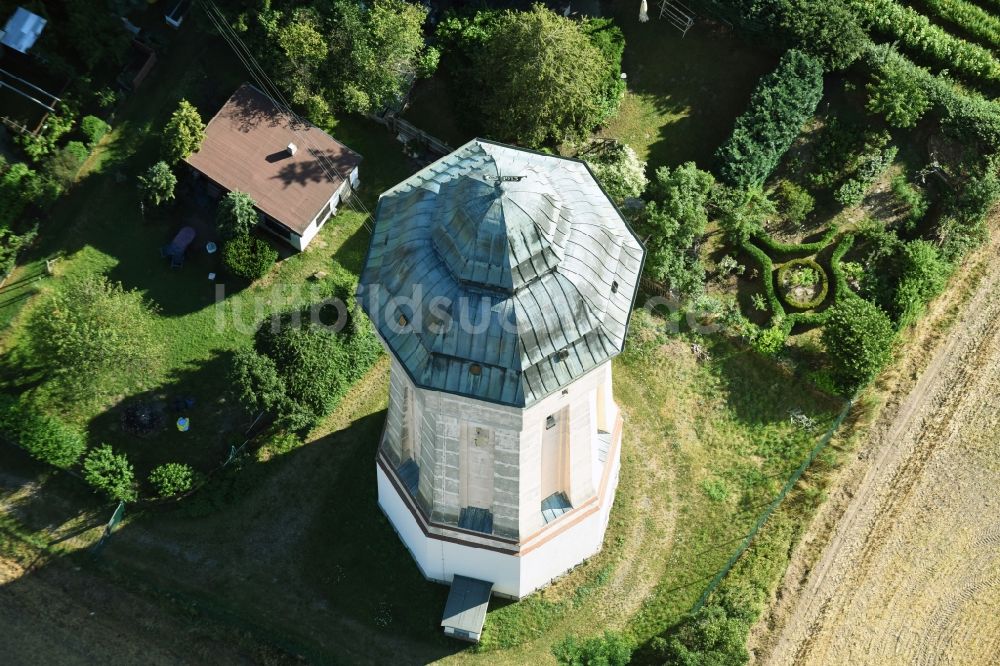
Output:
[777, 257, 828, 310]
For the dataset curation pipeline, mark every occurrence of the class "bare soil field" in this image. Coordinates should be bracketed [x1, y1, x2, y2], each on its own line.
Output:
[755, 229, 1000, 665]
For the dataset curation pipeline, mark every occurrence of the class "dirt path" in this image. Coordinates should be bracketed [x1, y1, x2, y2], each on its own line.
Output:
[757, 233, 1000, 665]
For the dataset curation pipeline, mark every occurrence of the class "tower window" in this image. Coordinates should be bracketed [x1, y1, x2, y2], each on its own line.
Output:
[545, 414, 556, 430]
[611, 280, 619, 294]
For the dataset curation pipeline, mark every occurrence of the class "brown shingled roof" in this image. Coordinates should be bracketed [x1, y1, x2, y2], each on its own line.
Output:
[184, 83, 362, 235]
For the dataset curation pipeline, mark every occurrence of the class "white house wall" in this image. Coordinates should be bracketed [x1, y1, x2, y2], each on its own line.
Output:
[286, 166, 360, 251]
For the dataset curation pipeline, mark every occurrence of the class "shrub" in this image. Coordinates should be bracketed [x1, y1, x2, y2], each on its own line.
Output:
[641, 163, 714, 297]
[0, 397, 86, 469]
[216, 191, 259, 239]
[81, 115, 111, 147]
[552, 631, 632, 666]
[774, 180, 815, 226]
[233, 301, 383, 429]
[583, 140, 647, 202]
[822, 296, 895, 393]
[162, 99, 205, 164]
[223, 233, 279, 281]
[834, 145, 898, 207]
[48, 141, 90, 186]
[148, 463, 195, 498]
[777, 257, 829, 309]
[892, 240, 950, 327]
[866, 65, 931, 128]
[829, 233, 857, 300]
[83, 444, 137, 502]
[716, 49, 824, 189]
[890, 175, 929, 230]
[664, 604, 750, 666]
[138, 161, 177, 206]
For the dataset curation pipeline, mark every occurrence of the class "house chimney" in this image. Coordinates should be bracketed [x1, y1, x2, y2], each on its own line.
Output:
[287, 142, 297, 156]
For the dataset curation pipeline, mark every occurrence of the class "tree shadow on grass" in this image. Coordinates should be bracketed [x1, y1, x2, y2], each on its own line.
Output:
[89, 406, 466, 664]
[702, 338, 842, 429]
[606, 6, 780, 170]
[85, 349, 242, 485]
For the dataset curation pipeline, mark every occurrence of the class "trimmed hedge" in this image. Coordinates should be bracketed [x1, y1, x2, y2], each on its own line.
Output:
[716, 49, 825, 189]
[777, 257, 828, 310]
[828, 233, 855, 302]
[742, 240, 784, 323]
[753, 225, 837, 259]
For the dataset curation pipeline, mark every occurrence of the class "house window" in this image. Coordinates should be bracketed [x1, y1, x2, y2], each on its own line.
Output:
[315, 200, 332, 229]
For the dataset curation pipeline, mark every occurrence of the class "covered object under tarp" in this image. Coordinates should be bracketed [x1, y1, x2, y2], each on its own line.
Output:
[441, 575, 493, 642]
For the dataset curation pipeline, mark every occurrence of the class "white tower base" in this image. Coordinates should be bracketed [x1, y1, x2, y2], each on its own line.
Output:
[375, 414, 623, 599]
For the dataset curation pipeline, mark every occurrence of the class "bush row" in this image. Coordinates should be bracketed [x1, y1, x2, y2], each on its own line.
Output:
[849, 0, 1000, 86]
[716, 49, 825, 189]
[865, 46, 1000, 151]
[914, 0, 1000, 51]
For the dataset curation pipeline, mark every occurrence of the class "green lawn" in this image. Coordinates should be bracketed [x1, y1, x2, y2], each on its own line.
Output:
[598, 5, 778, 170]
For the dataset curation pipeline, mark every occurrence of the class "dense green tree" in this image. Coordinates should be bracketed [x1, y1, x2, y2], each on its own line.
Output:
[0, 162, 45, 228]
[583, 141, 647, 202]
[138, 161, 177, 206]
[16, 104, 75, 162]
[714, 186, 776, 246]
[473, 5, 616, 146]
[216, 191, 259, 239]
[148, 463, 196, 497]
[716, 49, 824, 189]
[26, 274, 163, 394]
[822, 296, 895, 393]
[83, 444, 137, 502]
[248, 0, 433, 118]
[641, 163, 714, 297]
[778, 0, 868, 71]
[162, 100, 205, 164]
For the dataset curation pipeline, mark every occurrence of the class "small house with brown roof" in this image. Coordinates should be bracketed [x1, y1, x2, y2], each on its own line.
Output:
[184, 83, 362, 251]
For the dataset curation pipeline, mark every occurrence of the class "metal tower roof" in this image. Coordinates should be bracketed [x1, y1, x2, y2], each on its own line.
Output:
[358, 139, 644, 407]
